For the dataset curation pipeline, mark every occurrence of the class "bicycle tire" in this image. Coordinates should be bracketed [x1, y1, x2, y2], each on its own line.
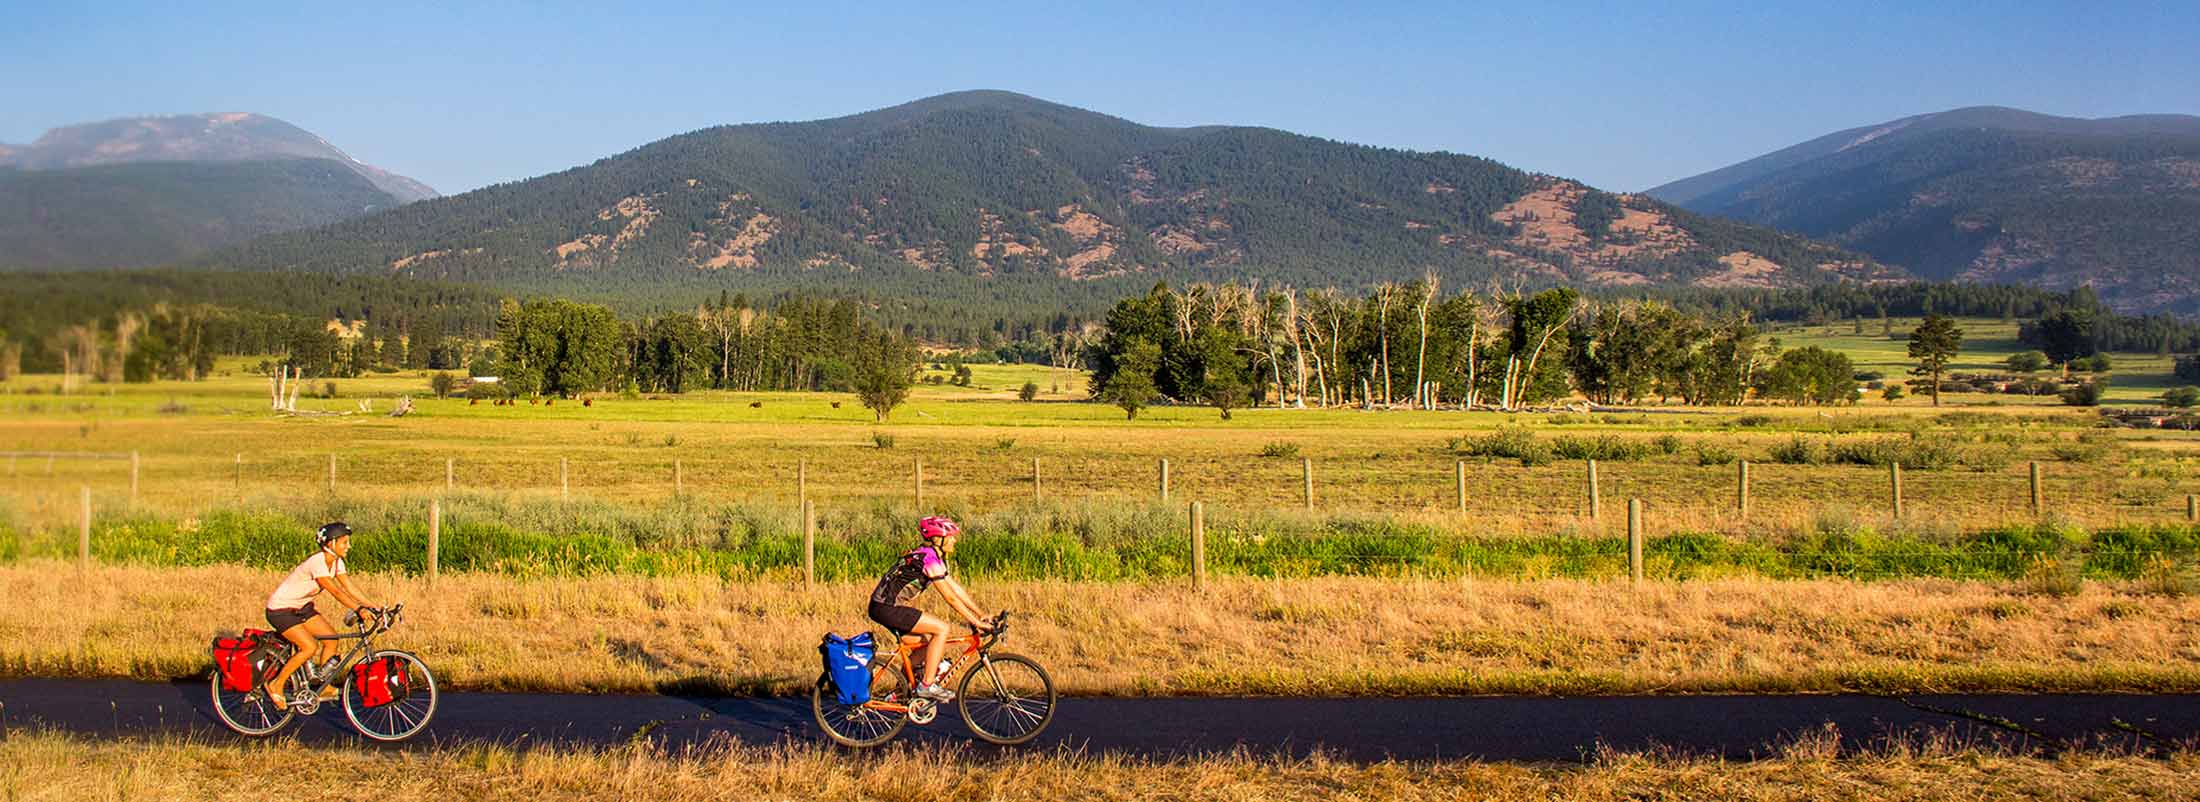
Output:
[957, 652, 1056, 745]
[340, 649, 439, 742]
[812, 657, 910, 748]
[208, 672, 295, 737]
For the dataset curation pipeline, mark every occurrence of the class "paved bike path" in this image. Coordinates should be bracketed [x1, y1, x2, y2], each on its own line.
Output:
[2, 679, 2195, 761]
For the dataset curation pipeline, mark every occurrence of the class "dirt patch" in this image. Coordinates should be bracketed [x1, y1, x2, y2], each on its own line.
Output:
[551, 234, 608, 265]
[1149, 226, 1212, 256]
[1062, 243, 1121, 279]
[802, 253, 856, 272]
[1492, 182, 1694, 271]
[691, 213, 776, 270]
[1404, 221, 1430, 230]
[896, 247, 940, 271]
[1424, 180, 1457, 194]
[1693, 251, 1787, 289]
[1052, 204, 1114, 242]
[389, 250, 448, 271]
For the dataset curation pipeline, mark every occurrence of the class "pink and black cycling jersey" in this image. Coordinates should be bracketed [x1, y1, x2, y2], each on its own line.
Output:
[870, 544, 948, 606]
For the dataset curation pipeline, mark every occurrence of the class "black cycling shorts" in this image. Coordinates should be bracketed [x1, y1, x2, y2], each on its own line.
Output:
[265, 602, 319, 633]
[867, 600, 924, 636]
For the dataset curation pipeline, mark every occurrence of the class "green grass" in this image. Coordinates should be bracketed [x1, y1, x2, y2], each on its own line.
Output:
[6, 494, 2194, 583]
[1775, 317, 2181, 404]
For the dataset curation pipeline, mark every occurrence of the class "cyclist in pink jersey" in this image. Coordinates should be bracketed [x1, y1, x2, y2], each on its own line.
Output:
[867, 515, 992, 702]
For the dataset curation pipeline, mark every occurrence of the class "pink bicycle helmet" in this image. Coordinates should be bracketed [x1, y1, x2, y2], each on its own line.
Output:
[919, 515, 961, 540]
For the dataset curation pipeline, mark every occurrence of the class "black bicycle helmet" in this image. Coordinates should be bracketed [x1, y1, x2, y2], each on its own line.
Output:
[316, 521, 353, 547]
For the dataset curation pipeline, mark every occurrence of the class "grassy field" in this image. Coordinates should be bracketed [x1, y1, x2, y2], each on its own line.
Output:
[2, 729, 2192, 802]
[4, 346, 2200, 543]
[8, 564, 2198, 696]
[1773, 317, 2183, 403]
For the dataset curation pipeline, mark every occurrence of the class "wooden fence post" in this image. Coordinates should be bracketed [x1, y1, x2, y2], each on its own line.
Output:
[2187, 494, 2196, 523]
[1159, 458, 1170, 503]
[802, 500, 817, 588]
[1302, 458, 1314, 511]
[1031, 457, 1042, 501]
[913, 458, 924, 510]
[427, 499, 441, 586]
[1586, 459, 1601, 521]
[79, 486, 91, 572]
[1627, 498, 1643, 585]
[129, 451, 139, 505]
[1190, 501, 1205, 591]
[1455, 460, 1467, 513]
[445, 457, 454, 492]
[1890, 462, 1904, 519]
[1738, 460, 1751, 518]
[2028, 461, 2042, 516]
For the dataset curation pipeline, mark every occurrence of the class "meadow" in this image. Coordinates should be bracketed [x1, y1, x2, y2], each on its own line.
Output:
[2, 728, 2193, 802]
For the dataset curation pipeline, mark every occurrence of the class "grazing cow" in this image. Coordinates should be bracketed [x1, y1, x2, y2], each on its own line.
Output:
[545, 398, 555, 407]
[469, 398, 478, 406]
[583, 398, 593, 407]
[750, 401, 763, 409]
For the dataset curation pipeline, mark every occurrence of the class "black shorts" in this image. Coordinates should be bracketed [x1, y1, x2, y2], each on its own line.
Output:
[867, 600, 924, 636]
[265, 603, 319, 633]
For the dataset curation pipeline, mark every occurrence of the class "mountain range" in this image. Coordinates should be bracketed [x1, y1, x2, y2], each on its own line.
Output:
[186, 91, 1893, 295]
[0, 113, 435, 268]
[1648, 106, 2200, 314]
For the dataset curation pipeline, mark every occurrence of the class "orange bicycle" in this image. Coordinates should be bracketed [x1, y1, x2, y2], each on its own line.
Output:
[812, 611, 1056, 747]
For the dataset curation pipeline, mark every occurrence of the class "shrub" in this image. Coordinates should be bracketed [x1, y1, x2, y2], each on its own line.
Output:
[2047, 442, 2110, 463]
[1258, 442, 1301, 458]
[2163, 386, 2200, 408]
[661, 434, 680, 448]
[1767, 436, 1821, 465]
[1881, 385, 1905, 401]
[1734, 415, 1774, 428]
[2087, 353, 2114, 372]
[2061, 381, 2107, 407]
[430, 372, 457, 399]
[2004, 351, 2050, 373]
[1550, 434, 1652, 461]
[1018, 382, 1040, 402]
[993, 438, 1016, 451]
[2021, 555, 2083, 597]
[1654, 434, 1682, 455]
[2139, 555, 2197, 596]
[871, 433, 896, 449]
[1455, 427, 1553, 466]
[323, 381, 339, 398]
[1694, 443, 1737, 466]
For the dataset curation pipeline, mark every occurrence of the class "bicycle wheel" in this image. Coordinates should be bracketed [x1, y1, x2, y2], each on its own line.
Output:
[208, 673, 294, 737]
[341, 650, 439, 742]
[812, 657, 910, 748]
[957, 652, 1056, 745]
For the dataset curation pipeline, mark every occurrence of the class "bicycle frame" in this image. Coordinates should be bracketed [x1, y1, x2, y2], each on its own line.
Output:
[860, 627, 1000, 715]
[263, 609, 397, 696]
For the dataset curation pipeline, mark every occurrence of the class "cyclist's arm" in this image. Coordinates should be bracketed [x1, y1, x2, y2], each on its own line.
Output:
[315, 574, 370, 615]
[933, 577, 989, 627]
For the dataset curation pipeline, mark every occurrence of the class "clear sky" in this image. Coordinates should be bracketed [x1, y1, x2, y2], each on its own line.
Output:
[6, 1, 2196, 195]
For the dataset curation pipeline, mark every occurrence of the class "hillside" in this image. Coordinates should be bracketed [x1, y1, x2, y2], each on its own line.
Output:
[1647, 107, 2200, 314]
[192, 91, 1895, 295]
[0, 113, 436, 202]
[0, 159, 405, 269]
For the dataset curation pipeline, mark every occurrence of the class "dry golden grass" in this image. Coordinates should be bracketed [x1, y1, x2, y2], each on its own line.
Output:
[6, 563, 2198, 695]
[0, 729, 2192, 801]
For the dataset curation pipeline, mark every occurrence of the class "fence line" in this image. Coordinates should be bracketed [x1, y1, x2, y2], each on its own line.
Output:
[13, 450, 2200, 538]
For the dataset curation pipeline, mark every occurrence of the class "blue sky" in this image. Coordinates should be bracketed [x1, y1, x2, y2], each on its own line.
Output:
[5, 1, 2195, 194]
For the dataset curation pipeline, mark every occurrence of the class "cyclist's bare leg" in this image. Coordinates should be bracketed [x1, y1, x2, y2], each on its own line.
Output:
[910, 613, 952, 686]
[267, 615, 337, 702]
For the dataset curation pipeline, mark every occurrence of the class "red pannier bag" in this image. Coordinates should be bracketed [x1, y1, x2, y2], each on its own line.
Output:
[350, 656, 411, 708]
[211, 629, 271, 692]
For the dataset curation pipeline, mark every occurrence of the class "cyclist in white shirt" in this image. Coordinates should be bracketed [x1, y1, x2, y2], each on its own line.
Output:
[263, 522, 379, 709]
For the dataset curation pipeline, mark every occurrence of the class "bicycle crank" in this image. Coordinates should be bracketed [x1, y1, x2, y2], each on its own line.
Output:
[908, 698, 938, 725]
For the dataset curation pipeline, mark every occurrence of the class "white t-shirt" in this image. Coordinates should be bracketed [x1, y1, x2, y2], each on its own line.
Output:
[266, 551, 346, 611]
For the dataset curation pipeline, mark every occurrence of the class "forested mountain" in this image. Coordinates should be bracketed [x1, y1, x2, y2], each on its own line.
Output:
[192, 91, 1894, 297]
[0, 113, 436, 269]
[1646, 106, 2200, 315]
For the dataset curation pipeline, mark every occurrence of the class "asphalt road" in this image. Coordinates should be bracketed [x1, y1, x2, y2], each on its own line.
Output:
[3, 679, 2195, 761]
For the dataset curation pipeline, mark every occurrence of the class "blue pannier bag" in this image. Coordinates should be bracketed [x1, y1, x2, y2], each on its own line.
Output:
[820, 632, 876, 705]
